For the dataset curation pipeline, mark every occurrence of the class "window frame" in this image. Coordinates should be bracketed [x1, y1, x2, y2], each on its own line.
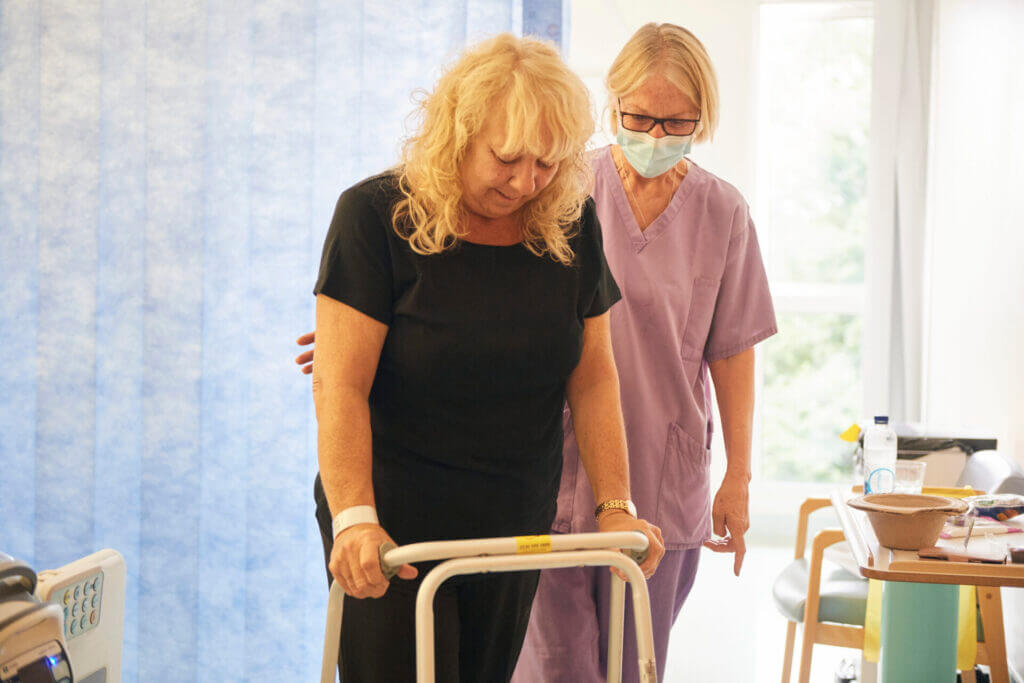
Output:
[746, 0, 875, 533]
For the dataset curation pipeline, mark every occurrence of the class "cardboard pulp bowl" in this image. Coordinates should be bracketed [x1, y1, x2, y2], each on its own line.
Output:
[848, 494, 969, 550]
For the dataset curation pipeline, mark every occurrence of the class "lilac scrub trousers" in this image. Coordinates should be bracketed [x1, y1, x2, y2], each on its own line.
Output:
[514, 147, 777, 682]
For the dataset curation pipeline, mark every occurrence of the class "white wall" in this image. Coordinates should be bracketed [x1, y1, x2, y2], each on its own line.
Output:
[923, 0, 1024, 468]
[925, 5, 1024, 670]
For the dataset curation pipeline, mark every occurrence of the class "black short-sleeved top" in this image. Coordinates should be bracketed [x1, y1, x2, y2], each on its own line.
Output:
[314, 172, 620, 546]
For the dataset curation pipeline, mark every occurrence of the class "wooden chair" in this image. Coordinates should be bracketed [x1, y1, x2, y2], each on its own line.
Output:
[773, 496, 1010, 683]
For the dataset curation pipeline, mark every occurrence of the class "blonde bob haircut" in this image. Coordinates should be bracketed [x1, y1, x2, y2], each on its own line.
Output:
[393, 33, 594, 265]
[606, 23, 719, 144]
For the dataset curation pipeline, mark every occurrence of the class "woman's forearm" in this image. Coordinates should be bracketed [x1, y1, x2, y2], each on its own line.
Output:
[567, 313, 631, 506]
[312, 294, 387, 520]
[708, 348, 755, 481]
[569, 373, 631, 505]
[314, 383, 376, 518]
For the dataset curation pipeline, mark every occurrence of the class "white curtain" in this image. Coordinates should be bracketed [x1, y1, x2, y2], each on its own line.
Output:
[924, 1, 1024, 676]
[863, 0, 936, 423]
[0, 2, 564, 680]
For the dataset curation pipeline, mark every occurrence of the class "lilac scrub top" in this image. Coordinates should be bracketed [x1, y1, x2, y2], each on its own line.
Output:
[552, 146, 778, 549]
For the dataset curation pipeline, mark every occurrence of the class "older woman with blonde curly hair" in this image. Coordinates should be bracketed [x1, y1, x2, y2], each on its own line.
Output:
[311, 33, 663, 681]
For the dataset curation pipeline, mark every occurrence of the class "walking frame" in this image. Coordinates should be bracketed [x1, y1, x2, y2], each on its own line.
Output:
[320, 530, 658, 683]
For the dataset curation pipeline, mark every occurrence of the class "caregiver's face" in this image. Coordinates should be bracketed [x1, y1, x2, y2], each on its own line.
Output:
[618, 71, 700, 139]
[459, 114, 559, 221]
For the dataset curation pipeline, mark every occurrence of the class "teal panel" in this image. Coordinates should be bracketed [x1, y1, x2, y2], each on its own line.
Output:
[880, 581, 958, 683]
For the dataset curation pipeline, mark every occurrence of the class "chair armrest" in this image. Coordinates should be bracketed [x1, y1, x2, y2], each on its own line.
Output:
[794, 497, 834, 560]
[803, 528, 848, 626]
[810, 528, 847, 566]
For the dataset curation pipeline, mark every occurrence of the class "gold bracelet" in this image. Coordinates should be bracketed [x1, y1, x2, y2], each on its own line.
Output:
[594, 499, 636, 519]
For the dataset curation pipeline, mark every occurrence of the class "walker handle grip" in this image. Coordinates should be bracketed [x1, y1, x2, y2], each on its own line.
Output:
[622, 531, 650, 565]
[625, 546, 649, 565]
[378, 541, 399, 580]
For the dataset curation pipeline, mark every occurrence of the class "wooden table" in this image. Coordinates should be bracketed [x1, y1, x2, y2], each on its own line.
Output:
[831, 488, 1024, 682]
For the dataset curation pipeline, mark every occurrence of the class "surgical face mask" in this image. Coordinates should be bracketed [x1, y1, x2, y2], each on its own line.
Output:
[615, 126, 692, 178]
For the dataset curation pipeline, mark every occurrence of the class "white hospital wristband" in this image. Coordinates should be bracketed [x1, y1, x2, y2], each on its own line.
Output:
[332, 505, 379, 540]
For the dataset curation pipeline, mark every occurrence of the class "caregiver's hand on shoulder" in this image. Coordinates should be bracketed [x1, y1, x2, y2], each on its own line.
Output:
[598, 510, 665, 580]
[702, 472, 750, 576]
[330, 523, 417, 599]
[295, 331, 316, 374]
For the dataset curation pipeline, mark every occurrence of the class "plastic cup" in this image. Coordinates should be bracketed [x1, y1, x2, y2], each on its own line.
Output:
[894, 460, 927, 494]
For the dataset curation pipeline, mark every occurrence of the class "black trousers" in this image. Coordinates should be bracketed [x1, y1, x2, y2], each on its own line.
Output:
[315, 475, 539, 682]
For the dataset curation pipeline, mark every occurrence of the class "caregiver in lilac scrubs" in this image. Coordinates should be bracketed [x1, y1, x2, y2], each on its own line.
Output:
[511, 23, 776, 682]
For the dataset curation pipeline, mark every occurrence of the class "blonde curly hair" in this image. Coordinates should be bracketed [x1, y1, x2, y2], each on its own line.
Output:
[392, 33, 594, 265]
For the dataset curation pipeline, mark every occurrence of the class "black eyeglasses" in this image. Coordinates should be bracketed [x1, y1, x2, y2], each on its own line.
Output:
[618, 99, 699, 137]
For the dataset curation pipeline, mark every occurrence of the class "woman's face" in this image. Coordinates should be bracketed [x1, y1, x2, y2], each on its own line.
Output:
[618, 71, 700, 139]
[459, 115, 560, 222]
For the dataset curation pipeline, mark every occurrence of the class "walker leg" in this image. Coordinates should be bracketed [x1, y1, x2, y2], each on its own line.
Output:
[606, 574, 626, 683]
[415, 570, 448, 683]
[628, 575, 657, 682]
[321, 581, 345, 683]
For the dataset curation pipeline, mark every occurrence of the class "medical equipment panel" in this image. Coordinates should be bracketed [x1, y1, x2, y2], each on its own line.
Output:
[0, 553, 72, 683]
[35, 550, 124, 683]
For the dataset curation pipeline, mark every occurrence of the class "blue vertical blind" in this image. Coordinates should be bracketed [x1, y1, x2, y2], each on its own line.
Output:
[0, 1, 564, 680]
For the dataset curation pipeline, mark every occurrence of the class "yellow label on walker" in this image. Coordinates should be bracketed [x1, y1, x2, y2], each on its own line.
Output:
[515, 535, 552, 554]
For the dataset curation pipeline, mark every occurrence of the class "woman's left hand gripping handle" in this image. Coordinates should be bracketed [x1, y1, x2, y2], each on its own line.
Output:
[330, 524, 417, 598]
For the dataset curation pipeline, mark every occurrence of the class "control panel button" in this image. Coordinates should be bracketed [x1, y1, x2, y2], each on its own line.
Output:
[70, 620, 78, 635]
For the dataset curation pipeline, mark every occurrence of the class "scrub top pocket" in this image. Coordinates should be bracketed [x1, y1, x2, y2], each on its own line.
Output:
[656, 422, 712, 545]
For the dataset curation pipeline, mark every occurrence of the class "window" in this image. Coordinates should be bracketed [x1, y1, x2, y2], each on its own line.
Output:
[756, 2, 873, 483]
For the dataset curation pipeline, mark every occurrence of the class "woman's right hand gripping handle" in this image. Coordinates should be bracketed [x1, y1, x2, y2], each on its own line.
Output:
[330, 524, 418, 598]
